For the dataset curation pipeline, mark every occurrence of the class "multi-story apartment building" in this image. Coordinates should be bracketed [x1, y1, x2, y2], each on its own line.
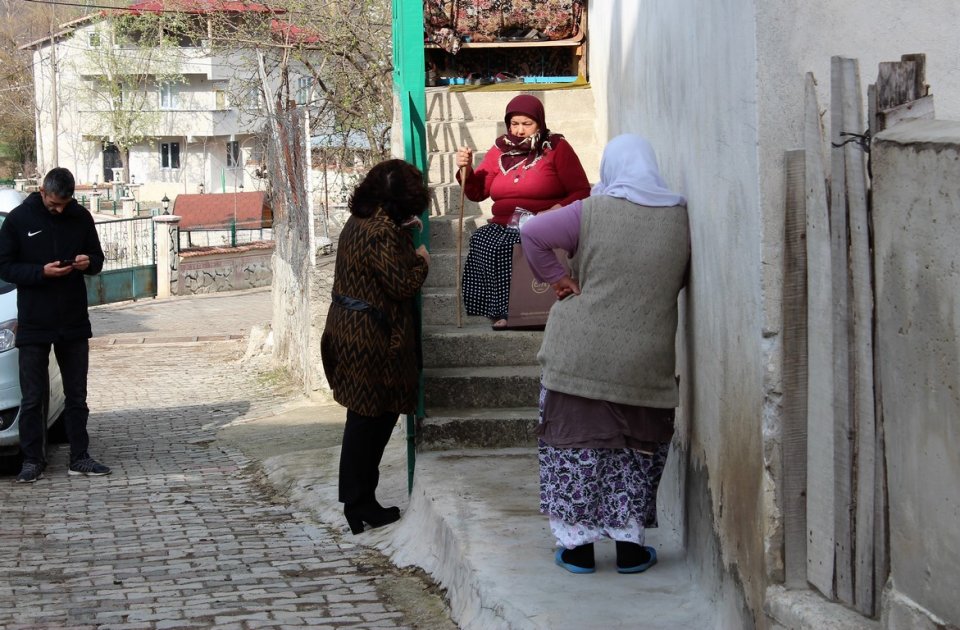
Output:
[23, 3, 316, 203]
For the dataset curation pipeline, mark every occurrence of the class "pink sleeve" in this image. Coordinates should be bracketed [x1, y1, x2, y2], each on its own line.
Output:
[520, 199, 583, 284]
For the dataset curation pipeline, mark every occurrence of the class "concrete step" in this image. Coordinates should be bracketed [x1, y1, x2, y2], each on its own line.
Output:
[429, 182, 492, 217]
[428, 121, 504, 156]
[427, 149, 490, 184]
[422, 324, 543, 368]
[426, 214, 484, 252]
[422, 287, 461, 326]
[423, 365, 540, 409]
[425, 87, 598, 123]
[428, 119, 599, 158]
[422, 250, 463, 289]
[417, 407, 538, 450]
[427, 215, 473, 251]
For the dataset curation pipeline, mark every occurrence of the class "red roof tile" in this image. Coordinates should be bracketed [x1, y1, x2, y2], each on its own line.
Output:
[172, 191, 273, 230]
[270, 18, 321, 44]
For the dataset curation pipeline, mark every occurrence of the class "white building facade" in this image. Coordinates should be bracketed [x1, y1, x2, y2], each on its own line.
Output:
[24, 9, 315, 204]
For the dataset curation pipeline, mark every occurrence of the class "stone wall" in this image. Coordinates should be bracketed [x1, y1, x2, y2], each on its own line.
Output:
[176, 243, 273, 295]
[872, 119, 960, 629]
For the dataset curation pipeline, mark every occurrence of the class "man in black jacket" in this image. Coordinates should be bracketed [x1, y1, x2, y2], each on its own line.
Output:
[0, 168, 110, 482]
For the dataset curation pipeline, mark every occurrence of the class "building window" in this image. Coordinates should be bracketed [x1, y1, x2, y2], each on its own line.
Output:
[249, 139, 265, 165]
[88, 32, 101, 47]
[159, 83, 178, 110]
[227, 140, 240, 168]
[295, 76, 313, 105]
[160, 142, 180, 169]
[246, 87, 261, 110]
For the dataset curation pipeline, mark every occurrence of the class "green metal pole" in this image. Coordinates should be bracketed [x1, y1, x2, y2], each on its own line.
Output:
[393, 0, 427, 495]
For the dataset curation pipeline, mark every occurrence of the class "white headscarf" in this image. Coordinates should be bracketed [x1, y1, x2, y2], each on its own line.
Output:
[590, 134, 686, 207]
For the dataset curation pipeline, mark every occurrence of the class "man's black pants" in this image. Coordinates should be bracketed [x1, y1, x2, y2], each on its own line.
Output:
[338, 409, 398, 509]
[18, 339, 90, 466]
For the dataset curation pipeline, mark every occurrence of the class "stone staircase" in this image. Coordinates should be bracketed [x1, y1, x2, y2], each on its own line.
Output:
[418, 87, 598, 450]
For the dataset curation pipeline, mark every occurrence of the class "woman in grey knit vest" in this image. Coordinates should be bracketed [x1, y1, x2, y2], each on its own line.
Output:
[520, 134, 690, 574]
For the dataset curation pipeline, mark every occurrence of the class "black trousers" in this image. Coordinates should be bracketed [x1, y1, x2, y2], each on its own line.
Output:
[18, 339, 90, 465]
[338, 409, 398, 508]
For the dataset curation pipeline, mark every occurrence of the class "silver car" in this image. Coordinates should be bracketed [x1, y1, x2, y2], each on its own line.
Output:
[0, 189, 67, 463]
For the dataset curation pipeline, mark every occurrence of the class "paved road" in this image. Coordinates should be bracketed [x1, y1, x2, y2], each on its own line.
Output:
[0, 289, 450, 629]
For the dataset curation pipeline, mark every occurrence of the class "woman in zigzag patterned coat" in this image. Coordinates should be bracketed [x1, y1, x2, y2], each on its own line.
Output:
[321, 159, 431, 535]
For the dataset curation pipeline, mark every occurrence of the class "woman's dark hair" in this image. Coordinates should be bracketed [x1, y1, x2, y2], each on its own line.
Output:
[349, 159, 428, 225]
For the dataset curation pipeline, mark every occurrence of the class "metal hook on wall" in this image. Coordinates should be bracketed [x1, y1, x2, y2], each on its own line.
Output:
[832, 129, 871, 153]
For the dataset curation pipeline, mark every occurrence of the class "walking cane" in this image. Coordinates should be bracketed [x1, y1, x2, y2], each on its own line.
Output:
[455, 165, 466, 328]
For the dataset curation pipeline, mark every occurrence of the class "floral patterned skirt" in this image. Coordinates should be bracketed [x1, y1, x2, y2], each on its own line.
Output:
[538, 384, 670, 547]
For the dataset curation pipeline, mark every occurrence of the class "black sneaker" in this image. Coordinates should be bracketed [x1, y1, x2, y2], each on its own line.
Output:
[15, 462, 44, 483]
[68, 456, 111, 477]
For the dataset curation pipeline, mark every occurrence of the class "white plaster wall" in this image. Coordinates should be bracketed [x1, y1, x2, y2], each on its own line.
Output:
[871, 119, 960, 628]
[588, 0, 960, 622]
[589, 0, 765, 622]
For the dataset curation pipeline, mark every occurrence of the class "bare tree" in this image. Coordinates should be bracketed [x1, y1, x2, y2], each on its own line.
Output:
[203, 0, 393, 167]
[0, 0, 78, 175]
[69, 11, 191, 172]
[165, 0, 394, 242]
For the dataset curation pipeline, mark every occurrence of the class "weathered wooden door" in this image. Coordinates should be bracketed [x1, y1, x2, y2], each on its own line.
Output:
[782, 54, 933, 618]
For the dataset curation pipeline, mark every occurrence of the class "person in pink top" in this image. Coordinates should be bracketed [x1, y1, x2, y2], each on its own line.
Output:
[520, 134, 690, 575]
[455, 94, 590, 329]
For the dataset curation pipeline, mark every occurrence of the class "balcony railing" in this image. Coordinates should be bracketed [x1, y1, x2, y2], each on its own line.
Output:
[73, 46, 244, 81]
[72, 108, 264, 138]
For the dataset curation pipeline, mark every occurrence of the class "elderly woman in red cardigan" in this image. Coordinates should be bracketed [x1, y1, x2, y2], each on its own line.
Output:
[455, 94, 590, 329]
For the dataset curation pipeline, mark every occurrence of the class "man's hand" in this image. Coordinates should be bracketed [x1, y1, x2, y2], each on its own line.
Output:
[43, 261, 74, 278]
[43, 254, 90, 278]
[552, 275, 580, 299]
[72, 254, 91, 271]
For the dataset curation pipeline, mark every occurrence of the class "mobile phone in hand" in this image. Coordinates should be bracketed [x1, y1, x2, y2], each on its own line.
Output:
[59, 258, 76, 267]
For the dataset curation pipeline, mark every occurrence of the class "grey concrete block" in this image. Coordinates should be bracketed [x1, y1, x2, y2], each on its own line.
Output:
[422, 325, 542, 368]
[423, 365, 540, 409]
[417, 408, 538, 451]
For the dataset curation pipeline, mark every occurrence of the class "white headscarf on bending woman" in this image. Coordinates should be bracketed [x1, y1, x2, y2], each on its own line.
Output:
[590, 134, 686, 207]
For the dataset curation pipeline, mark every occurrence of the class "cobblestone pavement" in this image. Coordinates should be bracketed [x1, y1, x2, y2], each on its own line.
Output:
[0, 290, 447, 629]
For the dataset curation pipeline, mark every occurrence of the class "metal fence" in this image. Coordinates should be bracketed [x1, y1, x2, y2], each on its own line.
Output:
[179, 226, 273, 250]
[94, 216, 156, 271]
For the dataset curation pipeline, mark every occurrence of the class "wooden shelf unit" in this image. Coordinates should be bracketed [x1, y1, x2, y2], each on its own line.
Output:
[424, 8, 587, 82]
